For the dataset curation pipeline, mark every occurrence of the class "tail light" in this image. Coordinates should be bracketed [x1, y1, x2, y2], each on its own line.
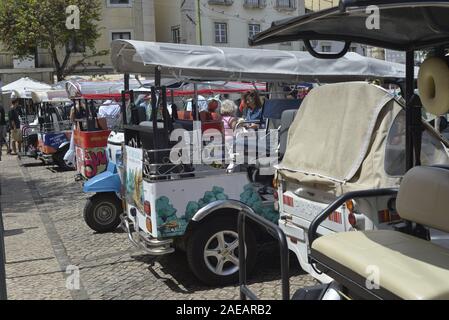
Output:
[283, 194, 294, 207]
[146, 218, 153, 233]
[273, 177, 279, 189]
[378, 210, 401, 223]
[144, 201, 151, 217]
[348, 213, 357, 227]
[274, 190, 279, 201]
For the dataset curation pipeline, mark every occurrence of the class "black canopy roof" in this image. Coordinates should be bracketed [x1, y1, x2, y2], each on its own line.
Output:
[250, 0, 449, 51]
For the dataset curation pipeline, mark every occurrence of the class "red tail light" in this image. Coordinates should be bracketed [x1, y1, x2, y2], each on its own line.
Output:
[274, 190, 279, 201]
[283, 194, 293, 207]
[348, 213, 357, 227]
[144, 201, 151, 217]
[378, 210, 401, 223]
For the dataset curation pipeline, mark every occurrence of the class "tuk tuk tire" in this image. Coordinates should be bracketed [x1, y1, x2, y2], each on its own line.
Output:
[186, 215, 257, 286]
[84, 193, 122, 233]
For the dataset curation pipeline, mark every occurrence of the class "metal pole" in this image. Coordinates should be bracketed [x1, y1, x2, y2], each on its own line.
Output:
[0, 188, 7, 300]
[405, 50, 415, 171]
[196, 0, 203, 45]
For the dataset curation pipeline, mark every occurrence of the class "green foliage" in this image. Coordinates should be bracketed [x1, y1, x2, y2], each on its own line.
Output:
[0, 0, 108, 80]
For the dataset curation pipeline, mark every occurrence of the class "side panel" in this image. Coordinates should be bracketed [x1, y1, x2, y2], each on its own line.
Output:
[142, 173, 280, 239]
[124, 146, 144, 230]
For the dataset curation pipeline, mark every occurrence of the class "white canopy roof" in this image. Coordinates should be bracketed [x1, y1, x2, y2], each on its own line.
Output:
[31, 89, 71, 104]
[1, 77, 52, 99]
[111, 40, 414, 82]
[65, 79, 154, 98]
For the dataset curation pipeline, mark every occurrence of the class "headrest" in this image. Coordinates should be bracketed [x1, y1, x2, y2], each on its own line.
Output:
[397, 166, 449, 232]
[418, 57, 449, 116]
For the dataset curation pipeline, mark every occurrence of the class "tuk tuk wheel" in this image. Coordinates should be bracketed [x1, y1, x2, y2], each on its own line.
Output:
[186, 215, 257, 286]
[84, 193, 122, 233]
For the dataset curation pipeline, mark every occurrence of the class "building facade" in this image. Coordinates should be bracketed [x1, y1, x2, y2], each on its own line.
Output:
[155, 0, 306, 51]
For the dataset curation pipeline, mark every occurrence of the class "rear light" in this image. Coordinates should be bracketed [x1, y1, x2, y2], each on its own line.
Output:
[273, 177, 279, 189]
[146, 218, 152, 233]
[144, 201, 151, 217]
[274, 190, 279, 201]
[346, 200, 355, 213]
[328, 211, 343, 224]
[348, 213, 357, 227]
[283, 194, 294, 207]
[378, 210, 401, 223]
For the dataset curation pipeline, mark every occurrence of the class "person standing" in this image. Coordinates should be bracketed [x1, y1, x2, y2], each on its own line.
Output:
[8, 99, 22, 157]
[0, 104, 8, 161]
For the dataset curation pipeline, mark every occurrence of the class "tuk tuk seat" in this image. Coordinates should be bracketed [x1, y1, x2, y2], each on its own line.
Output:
[311, 166, 449, 300]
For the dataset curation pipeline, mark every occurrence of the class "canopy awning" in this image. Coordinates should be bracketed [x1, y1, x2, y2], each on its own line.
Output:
[31, 90, 71, 104]
[1, 77, 52, 99]
[111, 40, 414, 82]
[65, 79, 153, 99]
[250, 0, 449, 51]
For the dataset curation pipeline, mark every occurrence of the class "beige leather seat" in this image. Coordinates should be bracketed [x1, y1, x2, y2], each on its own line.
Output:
[311, 166, 449, 300]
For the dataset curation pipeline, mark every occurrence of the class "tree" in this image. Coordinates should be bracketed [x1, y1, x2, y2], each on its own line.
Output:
[0, 0, 108, 81]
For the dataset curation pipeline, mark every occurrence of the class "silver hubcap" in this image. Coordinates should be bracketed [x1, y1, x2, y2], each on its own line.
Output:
[94, 202, 116, 225]
[204, 231, 240, 276]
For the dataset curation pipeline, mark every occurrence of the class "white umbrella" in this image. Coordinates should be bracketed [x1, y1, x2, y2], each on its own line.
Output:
[1, 77, 52, 99]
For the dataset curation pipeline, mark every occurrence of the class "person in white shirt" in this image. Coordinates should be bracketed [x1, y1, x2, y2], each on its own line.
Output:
[98, 100, 121, 129]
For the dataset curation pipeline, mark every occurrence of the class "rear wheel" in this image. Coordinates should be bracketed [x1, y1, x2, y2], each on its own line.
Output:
[186, 215, 257, 286]
[84, 193, 122, 233]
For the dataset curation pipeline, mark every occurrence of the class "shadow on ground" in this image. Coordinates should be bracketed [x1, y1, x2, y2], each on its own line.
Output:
[132, 242, 306, 295]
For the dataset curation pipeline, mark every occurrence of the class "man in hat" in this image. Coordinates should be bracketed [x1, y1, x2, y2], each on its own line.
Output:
[8, 99, 22, 157]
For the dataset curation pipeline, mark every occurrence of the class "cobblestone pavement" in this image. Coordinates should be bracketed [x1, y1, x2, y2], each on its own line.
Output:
[0, 152, 316, 300]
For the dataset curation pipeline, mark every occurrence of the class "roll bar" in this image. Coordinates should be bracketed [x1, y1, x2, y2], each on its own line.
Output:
[234, 200, 290, 300]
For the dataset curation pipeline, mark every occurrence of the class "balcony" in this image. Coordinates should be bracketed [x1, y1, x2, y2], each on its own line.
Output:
[243, 0, 266, 8]
[208, 0, 233, 5]
[275, 0, 296, 10]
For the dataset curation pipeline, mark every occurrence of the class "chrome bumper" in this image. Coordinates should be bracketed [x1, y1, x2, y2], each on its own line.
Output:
[120, 214, 174, 256]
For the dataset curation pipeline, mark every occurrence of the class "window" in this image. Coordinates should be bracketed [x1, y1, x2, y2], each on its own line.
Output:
[244, 0, 266, 8]
[275, 0, 296, 9]
[248, 24, 261, 38]
[208, 0, 233, 5]
[172, 26, 181, 43]
[321, 45, 332, 52]
[112, 32, 132, 41]
[66, 37, 85, 53]
[349, 46, 358, 52]
[107, 0, 132, 7]
[215, 23, 228, 44]
[384, 110, 449, 176]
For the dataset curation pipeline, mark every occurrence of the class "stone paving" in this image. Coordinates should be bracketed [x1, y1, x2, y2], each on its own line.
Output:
[0, 151, 316, 300]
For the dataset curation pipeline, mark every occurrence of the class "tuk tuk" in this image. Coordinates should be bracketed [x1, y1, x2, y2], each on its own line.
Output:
[65, 79, 159, 181]
[106, 40, 413, 286]
[237, 0, 449, 300]
[28, 89, 73, 168]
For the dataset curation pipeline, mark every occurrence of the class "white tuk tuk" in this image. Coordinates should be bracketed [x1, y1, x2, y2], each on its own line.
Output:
[237, 0, 449, 300]
[109, 40, 413, 285]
